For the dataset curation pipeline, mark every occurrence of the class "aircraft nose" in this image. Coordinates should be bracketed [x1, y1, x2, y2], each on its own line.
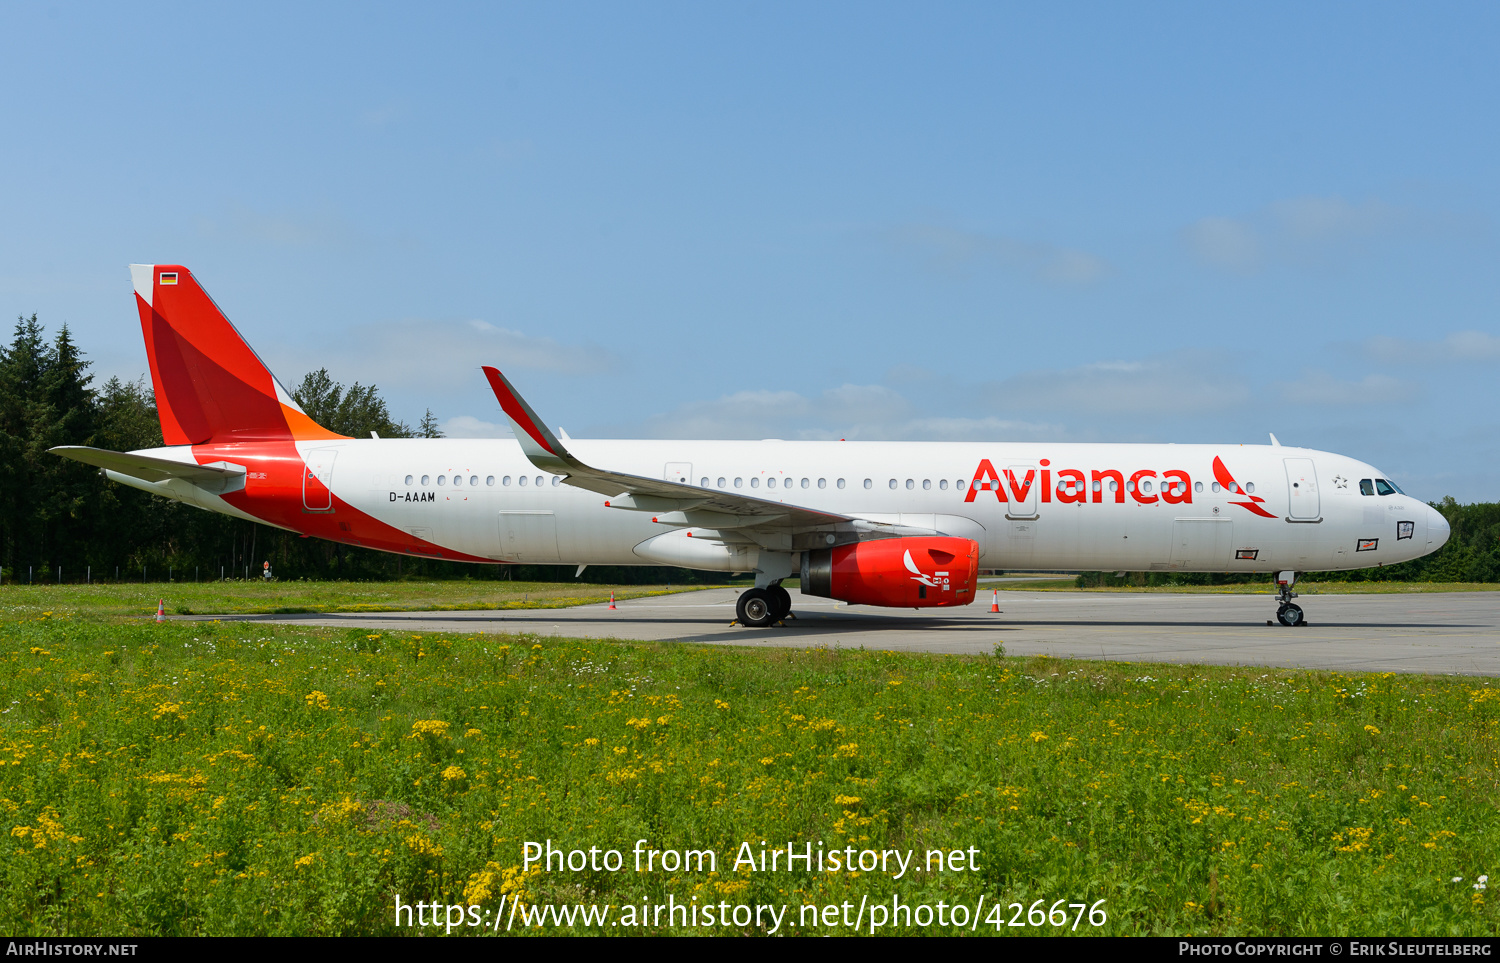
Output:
[1427, 505, 1451, 549]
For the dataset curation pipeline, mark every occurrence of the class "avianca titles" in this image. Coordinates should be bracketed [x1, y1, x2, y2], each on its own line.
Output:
[51, 265, 1450, 628]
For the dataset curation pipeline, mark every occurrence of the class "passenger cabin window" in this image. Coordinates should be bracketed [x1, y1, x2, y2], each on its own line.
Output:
[767, 478, 776, 489]
[718, 477, 726, 488]
[1375, 479, 1398, 496]
[438, 475, 446, 486]
[405, 475, 414, 486]
[470, 476, 479, 486]
[701, 477, 709, 487]
[421, 475, 430, 486]
[454, 475, 463, 486]
[750, 478, 759, 488]
[486, 476, 495, 486]
[863, 479, 872, 489]
[956, 479, 965, 490]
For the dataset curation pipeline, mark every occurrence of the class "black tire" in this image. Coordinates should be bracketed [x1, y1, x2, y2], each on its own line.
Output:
[737, 588, 776, 627]
[1277, 603, 1304, 627]
[769, 585, 791, 621]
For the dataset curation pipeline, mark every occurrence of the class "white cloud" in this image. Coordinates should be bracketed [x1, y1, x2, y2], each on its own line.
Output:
[486, 137, 535, 161]
[272, 319, 618, 395]
[1184, 195, 1466, 273]
[883, 363, 936, 386]
[1271, 370, 1422, 406]
[1268, 196, 1404, 241]
[898, 416, 1060, 441]
[638, 383, 1056, 441]
[441, 415, 511, 438]
[1359, 330, 1500, 365]
[886, 223, 1111, 285]
[980, 351, 1251, 413]
[1183, 216, 1261, 271]
[197, 203, 350, 247]
[642, 387, 869, 439]
[359, 100, 409, 128]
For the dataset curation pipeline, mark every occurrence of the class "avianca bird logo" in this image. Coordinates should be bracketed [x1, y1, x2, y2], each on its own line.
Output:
[1214, 456, 1277, 519]
[904, 550, 950, 590]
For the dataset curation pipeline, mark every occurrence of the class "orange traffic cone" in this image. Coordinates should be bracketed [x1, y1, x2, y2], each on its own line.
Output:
[156, 598, 166, 622]
[608, 592, 617, 610]
[989, 590, 1000, 613]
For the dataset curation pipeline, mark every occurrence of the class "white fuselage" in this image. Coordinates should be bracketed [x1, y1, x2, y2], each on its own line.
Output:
[129, 437, 1444, 576]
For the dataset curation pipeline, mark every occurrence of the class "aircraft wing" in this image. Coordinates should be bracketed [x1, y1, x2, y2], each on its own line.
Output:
[50, 446, 246, 493]
[482, 366, 888, 539]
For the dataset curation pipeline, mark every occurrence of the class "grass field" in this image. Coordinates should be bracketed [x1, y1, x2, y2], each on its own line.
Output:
[0, 580, 713, 619]
[1, 584, 1497, 936]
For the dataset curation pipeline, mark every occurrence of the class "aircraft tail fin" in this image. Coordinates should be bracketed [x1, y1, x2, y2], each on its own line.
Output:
[130, 264, 343, 445]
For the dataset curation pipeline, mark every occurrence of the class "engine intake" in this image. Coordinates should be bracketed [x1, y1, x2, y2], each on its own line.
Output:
[801, 536, 979, 608]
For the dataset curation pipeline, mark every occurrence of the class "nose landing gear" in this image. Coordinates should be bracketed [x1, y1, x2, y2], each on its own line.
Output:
[1271, 570, 1307, 627]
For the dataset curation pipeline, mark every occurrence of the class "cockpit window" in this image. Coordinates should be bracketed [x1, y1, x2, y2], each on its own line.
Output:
[1359, 479, 1374, 496]
[1375, 478, 1399, 496]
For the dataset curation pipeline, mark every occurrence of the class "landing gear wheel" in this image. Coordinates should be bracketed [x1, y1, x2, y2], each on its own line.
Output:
[1272, 572, 1305, 627]
[737, 588, 776, 628]
[768, 585, 791, 622]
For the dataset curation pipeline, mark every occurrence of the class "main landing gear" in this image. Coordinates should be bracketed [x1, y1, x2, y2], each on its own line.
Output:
[736, 583, 792, 628]
[1272, 570, 1306, 627]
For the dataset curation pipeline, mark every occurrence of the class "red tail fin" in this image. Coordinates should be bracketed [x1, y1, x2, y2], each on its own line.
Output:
[130, 264, 342, 444]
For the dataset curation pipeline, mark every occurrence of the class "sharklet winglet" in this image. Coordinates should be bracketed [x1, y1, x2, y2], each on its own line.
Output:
[481, 366, 578, 475]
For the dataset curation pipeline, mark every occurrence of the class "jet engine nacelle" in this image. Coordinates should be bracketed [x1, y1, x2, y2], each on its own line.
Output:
[800, 536, 979, 608]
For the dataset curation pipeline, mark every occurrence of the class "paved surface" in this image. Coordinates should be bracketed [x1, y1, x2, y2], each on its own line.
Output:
[191, 588, 1500, 676]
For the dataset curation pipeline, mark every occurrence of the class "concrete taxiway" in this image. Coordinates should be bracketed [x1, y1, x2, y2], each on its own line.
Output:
[195, 587, 1500, 676]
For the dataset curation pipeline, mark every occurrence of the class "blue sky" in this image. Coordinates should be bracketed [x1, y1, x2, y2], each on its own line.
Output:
[3, 2, 1497, 501]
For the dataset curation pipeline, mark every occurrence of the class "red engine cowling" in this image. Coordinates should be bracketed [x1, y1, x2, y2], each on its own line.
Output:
[800, 536, 979, 608]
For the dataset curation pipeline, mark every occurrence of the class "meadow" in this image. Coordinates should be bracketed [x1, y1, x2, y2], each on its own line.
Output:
[1, 585, 1496, 936]
[0, 579, 707, 618]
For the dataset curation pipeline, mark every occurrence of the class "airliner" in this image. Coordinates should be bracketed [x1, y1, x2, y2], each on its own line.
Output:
[52, 265, 1450, 628]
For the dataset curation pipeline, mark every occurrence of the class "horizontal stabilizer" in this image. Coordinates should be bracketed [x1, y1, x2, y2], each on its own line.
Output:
[50, 446, 245, 493]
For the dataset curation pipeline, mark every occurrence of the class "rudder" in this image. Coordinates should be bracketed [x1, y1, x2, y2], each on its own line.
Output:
[131, 264, 342, 444]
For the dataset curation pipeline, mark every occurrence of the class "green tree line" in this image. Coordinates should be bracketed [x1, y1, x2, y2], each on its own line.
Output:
[0, 316, 724, 585]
